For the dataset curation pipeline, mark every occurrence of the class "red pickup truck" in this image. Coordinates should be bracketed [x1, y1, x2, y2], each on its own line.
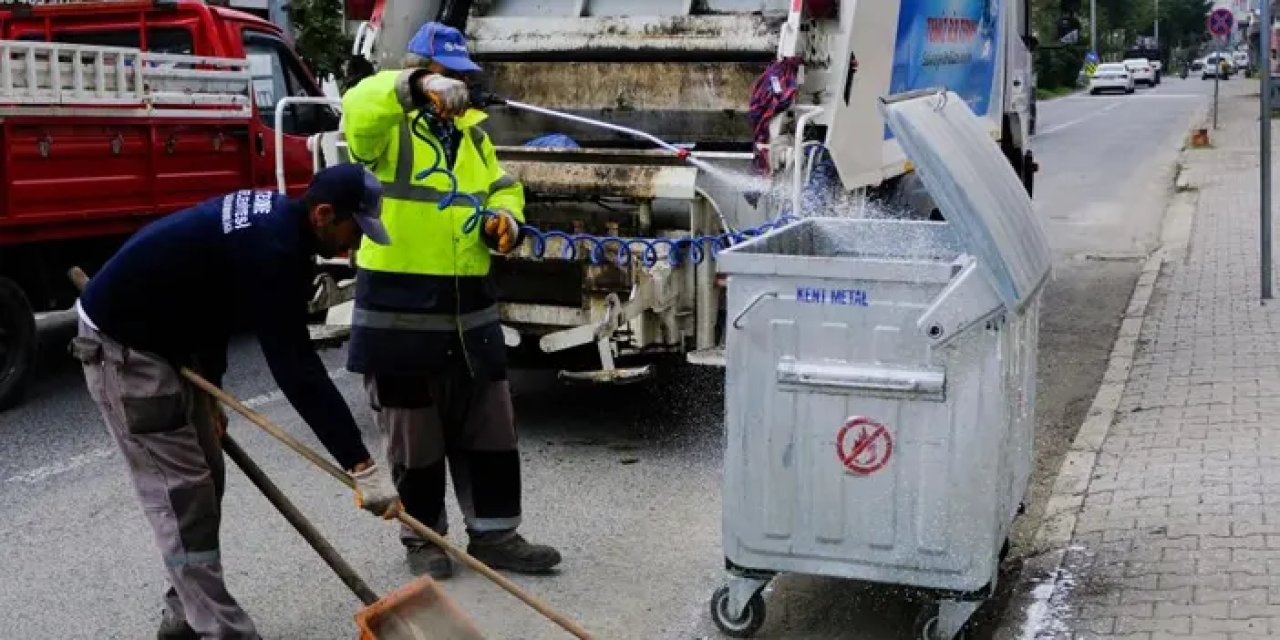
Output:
[0, 0, 337, 408]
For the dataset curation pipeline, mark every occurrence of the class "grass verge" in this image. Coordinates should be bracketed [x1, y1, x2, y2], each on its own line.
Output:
[1035, 86, 1078, 100]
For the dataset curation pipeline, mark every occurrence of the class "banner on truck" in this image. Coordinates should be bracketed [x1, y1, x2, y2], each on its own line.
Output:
[887, 0, 1002, 140]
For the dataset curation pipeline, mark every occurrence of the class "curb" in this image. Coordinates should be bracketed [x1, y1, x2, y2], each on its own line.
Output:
[995, 240, 1164, 640]
[1031, 252, 1160, 549]
[1030, 94, 1208, 551]
[994, 95, 1211, 640]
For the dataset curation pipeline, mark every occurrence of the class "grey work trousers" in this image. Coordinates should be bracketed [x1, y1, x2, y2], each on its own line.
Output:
[364, 370, 522, 544]
[72, 321, 258, 639]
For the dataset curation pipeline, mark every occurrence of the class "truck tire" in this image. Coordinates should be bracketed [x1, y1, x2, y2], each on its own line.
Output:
[1022, 150, 1036, 198]
[0, 277, 36, 410]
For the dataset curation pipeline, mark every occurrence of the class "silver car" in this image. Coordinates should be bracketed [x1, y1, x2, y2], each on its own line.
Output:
[1123, 58, 1157, 86]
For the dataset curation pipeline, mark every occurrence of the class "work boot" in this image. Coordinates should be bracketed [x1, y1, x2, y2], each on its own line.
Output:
[467, 531, 562, 574]
[156, 609, 197, 640]
[406, 542, 454, 580]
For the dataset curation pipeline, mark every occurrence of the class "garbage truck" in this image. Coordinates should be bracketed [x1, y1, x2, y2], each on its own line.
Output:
[305, 0, 1037, 383]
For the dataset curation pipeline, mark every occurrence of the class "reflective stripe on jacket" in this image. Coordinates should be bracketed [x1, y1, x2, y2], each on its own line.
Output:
[341, 69, 521, 378]
[341, 69, 525, 277]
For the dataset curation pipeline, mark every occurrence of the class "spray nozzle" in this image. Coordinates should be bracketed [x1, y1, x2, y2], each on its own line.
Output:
[471, 90, 509, 108]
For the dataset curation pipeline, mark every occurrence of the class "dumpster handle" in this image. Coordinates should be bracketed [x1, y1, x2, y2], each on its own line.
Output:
[732, 291, 778, 330]
[878, 87, 948, 108]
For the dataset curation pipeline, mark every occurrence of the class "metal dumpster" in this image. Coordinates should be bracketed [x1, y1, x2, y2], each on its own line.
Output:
[708, 90, 1052, 640]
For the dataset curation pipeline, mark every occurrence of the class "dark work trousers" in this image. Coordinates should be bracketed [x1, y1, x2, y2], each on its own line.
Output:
[364, 351, 521, 545]
[71, 320, 258, 639]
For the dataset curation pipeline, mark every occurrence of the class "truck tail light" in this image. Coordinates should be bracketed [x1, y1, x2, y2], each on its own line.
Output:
[344, 0, 375, 21]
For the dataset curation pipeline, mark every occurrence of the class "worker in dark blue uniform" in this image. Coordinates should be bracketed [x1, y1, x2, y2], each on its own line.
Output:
[70, 164, 402, 640]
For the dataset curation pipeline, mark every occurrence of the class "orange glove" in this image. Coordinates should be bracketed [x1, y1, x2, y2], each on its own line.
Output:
[211, 404, 228, 441]
[417, 73, 469, 119]
[197, 392, 227, 441]
[483, 209, 520, 254]
[350, 461, 402, 520]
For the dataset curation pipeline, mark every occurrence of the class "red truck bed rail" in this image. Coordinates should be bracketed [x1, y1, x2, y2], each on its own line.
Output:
[0, 39, 257, 245]
[0, 40, 252, 117]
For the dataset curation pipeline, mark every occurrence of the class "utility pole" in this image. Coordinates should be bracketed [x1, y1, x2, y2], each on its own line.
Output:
[1091, 0, 1098, 55]
[1263, 0, 1274, 300]
[1154, 0, 1159, 50]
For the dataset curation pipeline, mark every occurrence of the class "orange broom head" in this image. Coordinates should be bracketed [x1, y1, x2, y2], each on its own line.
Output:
[355, 575, 486, 640]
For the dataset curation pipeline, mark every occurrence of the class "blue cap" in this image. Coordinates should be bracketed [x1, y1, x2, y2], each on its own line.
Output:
[306, 164, 390, 245]
[406, 22, 481, 73]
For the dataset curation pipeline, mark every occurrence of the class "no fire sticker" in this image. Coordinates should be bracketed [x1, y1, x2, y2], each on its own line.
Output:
[835, 417, 893, 476]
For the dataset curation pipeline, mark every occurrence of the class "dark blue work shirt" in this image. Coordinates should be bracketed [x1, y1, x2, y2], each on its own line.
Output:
[80, 190, 370, 470]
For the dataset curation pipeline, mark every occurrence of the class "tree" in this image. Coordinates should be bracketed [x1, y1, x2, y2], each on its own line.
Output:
[1033, 0, 1210, 61]
[1161, 0, 1214, 50]
[287, 0, 352, 85]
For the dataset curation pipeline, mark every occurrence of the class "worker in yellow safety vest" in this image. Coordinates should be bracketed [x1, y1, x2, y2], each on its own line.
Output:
[341, 21, 561, 580]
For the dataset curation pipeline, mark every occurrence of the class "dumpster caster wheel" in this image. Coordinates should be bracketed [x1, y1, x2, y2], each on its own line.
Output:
[913, 604, 971, 640]
[710, 585, 765, 638]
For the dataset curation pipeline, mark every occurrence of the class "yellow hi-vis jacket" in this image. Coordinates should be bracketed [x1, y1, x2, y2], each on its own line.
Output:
[342, 70, 525, 277]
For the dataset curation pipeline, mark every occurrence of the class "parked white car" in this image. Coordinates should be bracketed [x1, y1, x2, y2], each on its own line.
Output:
[1233, 51, 1250, 74]
[1089, 63, 1135, 95]
[1203, 53, 1233, 79]
[1123, 58, 1157, 86]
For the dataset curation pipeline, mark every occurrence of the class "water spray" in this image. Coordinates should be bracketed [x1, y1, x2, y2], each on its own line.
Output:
[475, 92, 692, 161]
[402, 92, 799, 267]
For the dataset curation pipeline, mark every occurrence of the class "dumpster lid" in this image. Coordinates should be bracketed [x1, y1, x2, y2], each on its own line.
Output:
[879, 90, 1051, 309]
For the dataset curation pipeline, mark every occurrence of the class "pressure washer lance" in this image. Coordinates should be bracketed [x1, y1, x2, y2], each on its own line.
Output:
[472, 91, 692, 160]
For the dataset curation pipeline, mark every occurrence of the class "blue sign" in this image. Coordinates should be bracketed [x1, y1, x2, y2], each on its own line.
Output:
[1208, 7, 1234, 37]
[1085, 50, 1100, 64]
[887, 0, 1002, 140]
[796, 286, 870, 307]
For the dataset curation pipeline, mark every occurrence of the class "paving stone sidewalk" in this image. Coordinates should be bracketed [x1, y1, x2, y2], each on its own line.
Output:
[999, 83, 1280, 640]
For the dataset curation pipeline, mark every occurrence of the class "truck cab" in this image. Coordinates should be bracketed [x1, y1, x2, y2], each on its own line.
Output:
[0, 0, 335, 409]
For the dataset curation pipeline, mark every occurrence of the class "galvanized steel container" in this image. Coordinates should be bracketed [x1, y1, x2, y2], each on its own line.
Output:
[708, 90, 1051, 640]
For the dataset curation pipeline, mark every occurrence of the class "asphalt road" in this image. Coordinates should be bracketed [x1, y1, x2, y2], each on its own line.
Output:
[0, 77, 1213, 640]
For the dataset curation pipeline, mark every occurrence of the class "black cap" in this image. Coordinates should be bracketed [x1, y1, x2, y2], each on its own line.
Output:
[305, 164, 390, 245]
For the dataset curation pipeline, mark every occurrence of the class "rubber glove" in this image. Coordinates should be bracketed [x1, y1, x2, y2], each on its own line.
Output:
[417, 74, 469, 118]
[350, 462, 402, 519]
[211, 404, 228, 441]
[483, 209, 520, 254]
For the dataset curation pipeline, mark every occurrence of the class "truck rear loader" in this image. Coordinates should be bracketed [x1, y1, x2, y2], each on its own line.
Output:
[304, 0, 1037, 383]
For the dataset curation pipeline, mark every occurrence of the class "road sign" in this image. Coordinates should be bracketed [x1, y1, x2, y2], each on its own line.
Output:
[1208, 7, 1234, 37]
[1083, 50, 1099, 77]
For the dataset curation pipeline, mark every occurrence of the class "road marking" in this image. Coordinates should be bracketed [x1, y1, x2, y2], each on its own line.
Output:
[1035, 101, 1124, 137]
[237, 367, 351, 410]
[1058, 93, 1204, 101]
[4, 447, 116, 484]
[4, 366, 350, 485]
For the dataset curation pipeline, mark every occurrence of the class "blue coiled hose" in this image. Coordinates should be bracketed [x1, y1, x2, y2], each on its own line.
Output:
[406, 111, 797, 267]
